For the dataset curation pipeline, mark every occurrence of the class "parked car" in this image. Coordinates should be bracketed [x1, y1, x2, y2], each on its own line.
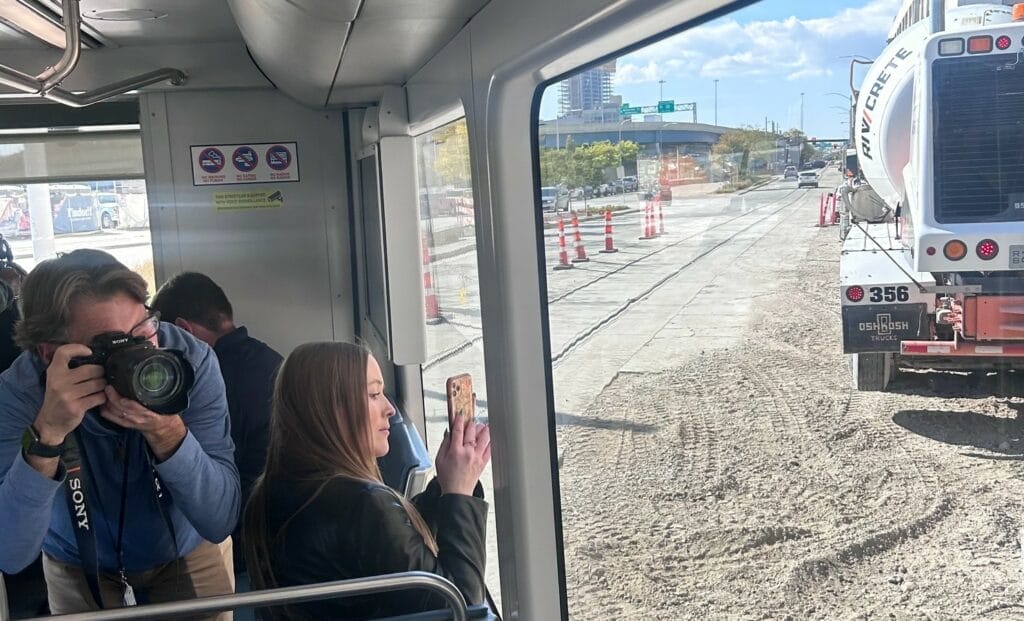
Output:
[540, 186, 569, 211]
[784, 166, 798, 179]
[797, 170, 818, 188]
[621, 176, 638, 192]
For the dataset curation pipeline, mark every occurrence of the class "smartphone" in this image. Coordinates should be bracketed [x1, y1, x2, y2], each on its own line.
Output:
[446, 374, 475, 431]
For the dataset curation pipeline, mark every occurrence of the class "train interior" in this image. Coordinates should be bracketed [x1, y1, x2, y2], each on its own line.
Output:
[0, 0, 747, 618]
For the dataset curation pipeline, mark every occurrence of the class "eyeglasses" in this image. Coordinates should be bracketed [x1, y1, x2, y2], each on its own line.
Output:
[130, 307, 161, 340]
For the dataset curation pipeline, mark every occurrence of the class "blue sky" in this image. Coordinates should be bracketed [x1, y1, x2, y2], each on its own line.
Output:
[539, 0, 903, 139]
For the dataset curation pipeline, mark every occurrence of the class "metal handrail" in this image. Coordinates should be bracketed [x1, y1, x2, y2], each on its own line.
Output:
[0, 0, 186, 107]
[26, 571, 468, 621]
[35, 0, 81, 91]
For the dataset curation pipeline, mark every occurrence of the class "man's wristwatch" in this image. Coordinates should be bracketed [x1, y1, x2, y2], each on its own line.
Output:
[25, 424, 65, 458]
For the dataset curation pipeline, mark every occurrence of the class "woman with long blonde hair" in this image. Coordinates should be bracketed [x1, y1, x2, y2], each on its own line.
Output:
[244, 342, 490, 620]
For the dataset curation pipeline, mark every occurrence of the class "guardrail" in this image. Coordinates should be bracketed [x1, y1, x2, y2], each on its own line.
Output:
[10, 571, 468, 621]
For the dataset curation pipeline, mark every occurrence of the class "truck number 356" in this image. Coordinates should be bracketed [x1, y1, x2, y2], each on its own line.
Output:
[869, 286, 910, 303]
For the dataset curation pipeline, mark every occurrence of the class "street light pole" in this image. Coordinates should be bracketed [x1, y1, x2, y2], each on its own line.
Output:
[714, 79, 718, 126]
[800, 92, 805, 133]
[658, 79, 666, 101]
[618, 118, 630, 198]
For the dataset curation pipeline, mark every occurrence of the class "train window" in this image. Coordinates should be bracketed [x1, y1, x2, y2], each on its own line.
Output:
[531, 1, 995, 617]
[413, 118, 501, 605]
[0, 128, 153, 289]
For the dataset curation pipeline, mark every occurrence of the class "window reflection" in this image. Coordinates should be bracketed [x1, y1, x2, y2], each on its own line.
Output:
[414, 119, 500, 606]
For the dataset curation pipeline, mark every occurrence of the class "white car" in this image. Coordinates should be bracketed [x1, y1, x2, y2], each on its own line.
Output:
[797, 171, 818, 188]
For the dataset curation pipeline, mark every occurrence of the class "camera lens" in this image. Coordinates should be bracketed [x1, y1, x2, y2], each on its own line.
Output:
[137, 358, 175, 395]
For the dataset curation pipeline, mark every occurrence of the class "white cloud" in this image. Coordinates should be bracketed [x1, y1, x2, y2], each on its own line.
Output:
[615, 0, 901, 84]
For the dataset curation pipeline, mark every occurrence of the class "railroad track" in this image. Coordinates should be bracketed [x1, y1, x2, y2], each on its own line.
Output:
[425, 187, 806, 370]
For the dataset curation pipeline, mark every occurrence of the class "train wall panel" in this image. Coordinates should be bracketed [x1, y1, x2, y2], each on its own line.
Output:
[140, 88, 353, 355]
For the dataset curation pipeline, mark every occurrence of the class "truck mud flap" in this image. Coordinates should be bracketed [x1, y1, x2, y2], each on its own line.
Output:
[842, 303, 929, 353]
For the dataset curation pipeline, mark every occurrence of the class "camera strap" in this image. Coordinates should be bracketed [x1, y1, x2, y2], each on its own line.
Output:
[62, 431, 181, 610]
[62, 430, 104, 609]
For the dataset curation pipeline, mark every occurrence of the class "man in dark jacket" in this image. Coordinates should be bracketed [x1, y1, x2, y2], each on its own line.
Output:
[150, 272, 282, 575]
[0, 232, 14, 263]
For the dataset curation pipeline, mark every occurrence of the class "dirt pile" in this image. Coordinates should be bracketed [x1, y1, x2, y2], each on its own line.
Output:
[560, 225, 1024, 619]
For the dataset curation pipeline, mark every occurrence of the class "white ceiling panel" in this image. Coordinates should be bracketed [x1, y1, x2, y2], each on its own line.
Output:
[44, 0, 243, 47]
[329, 0, 487, 99]
[357, 0, 486, 20]
[334, 18, 459, 85]
[274, 0, 359, 22]
[227, 0, 356, 106]
[0, 20, 48, 50]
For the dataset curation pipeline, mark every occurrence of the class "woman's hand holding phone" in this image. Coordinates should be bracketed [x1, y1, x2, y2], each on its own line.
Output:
[436, 416, 490, 496]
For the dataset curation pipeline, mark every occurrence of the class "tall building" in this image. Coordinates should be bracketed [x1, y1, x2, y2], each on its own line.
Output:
[559, 60, 617, 120]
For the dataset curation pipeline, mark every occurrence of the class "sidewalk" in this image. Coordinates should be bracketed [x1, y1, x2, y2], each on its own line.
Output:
[428, 236, 477, 262]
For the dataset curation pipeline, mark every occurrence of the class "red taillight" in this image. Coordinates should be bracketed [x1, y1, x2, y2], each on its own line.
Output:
[968, 35, 994, 54]
[997, 35, 1013, 50]
[846, 286, 865, 302]
[977, 239, 999, 260]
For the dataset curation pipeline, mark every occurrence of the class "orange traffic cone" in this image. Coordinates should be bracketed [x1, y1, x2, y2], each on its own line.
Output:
[554, 215, 573, 270]
[422, 237, 442, 324]
[640, 200, 657, 240]
[600, 209, 618, 253]
[571, 212, 589, 263]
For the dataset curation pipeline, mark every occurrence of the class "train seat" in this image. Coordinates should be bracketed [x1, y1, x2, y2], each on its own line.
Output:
[378, 406, 434, 497]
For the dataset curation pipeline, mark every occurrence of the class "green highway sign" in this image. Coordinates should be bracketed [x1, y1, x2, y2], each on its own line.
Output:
[620, 106, 642, 115]
[657, 100, 675, 113]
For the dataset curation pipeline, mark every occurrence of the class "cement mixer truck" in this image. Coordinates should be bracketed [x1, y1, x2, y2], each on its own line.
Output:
[840, 0, 1024, 390]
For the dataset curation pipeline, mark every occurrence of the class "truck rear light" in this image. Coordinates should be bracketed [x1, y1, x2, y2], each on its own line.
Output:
[977, 239, 999, 260]
[926, 246, 937, 256]
[997, 35, 1013, 50]
[846, 286, 865, 302]
[944, 240, 967, 260]
[938, 38, 965, 56]
[968, 35, 993, 54]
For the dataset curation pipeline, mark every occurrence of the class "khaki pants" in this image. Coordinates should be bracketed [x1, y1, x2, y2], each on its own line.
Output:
[43, 539, 235, 621]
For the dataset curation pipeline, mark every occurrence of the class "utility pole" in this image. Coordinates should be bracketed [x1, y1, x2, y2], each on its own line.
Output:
[714, 79, 719, 126]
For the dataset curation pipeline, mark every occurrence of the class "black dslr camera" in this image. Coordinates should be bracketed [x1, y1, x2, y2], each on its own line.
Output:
[68, 332, 195, 415]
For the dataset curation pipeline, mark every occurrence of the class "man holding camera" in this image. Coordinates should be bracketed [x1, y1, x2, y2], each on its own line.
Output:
[0, 249, 239, 617]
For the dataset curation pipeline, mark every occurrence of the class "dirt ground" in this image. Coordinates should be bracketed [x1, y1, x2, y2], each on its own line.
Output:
[558, 220, 1024, 619]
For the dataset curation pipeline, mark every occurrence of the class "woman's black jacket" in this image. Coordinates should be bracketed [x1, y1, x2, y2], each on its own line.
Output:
[253, 476, 487, 620]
